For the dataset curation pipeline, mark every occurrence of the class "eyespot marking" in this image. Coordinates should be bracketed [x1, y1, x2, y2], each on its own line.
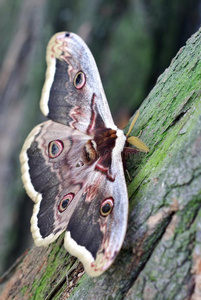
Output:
[58, 193, 74, 212]
[48, 140, 64, 158]
[100, 198, 114, 217]
[74, 71, 86, 89]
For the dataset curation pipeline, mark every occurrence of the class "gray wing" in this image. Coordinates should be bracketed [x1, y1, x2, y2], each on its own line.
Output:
[40, 32, 115, 134]
[20, 120, 128, 276]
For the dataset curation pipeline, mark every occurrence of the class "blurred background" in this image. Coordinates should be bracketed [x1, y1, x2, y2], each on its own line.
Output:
[0, 0, 200, 275]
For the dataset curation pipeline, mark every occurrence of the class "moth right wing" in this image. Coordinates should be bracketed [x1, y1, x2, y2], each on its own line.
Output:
[40, 32, 115, 134]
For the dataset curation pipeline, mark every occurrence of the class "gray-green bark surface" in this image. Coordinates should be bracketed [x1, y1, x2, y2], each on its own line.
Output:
[0, 23, 201, 300]
[0, 0, 200, 275]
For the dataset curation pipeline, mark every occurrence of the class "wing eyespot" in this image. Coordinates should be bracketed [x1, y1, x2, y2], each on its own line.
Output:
[48, 140, 64, 158]
[74, 71, 86, 89]
[58, 193, 75, 212]
[100, 198, 114, 217]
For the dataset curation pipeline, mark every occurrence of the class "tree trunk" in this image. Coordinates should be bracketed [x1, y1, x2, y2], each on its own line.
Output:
[0, 0, 200, 275]
[0, 21, 201, 300]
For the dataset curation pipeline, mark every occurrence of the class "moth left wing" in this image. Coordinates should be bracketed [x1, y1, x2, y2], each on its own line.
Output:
[20, 120, 128, 276]
[20, 120, 93, 246]
[40, 32, 115, 134]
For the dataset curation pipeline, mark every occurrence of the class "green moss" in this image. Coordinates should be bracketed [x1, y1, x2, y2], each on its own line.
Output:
[20, 285, 28, 296]
[30, 235, 74, 298]
[175, 198, 201, 235]
[148, 273, 157, 282]
[127, 37, 201, 200]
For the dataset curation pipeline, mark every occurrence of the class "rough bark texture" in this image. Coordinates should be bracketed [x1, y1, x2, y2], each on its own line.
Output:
[0, 23, 201, 300]
[0, 0, 200, 275]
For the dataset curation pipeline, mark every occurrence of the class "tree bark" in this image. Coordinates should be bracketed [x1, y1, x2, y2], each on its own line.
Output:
[0, 22, 201, 300]
[0, 0, 200, 275]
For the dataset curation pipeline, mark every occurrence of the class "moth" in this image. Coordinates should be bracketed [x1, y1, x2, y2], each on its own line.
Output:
[20, 32, 149, 277]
